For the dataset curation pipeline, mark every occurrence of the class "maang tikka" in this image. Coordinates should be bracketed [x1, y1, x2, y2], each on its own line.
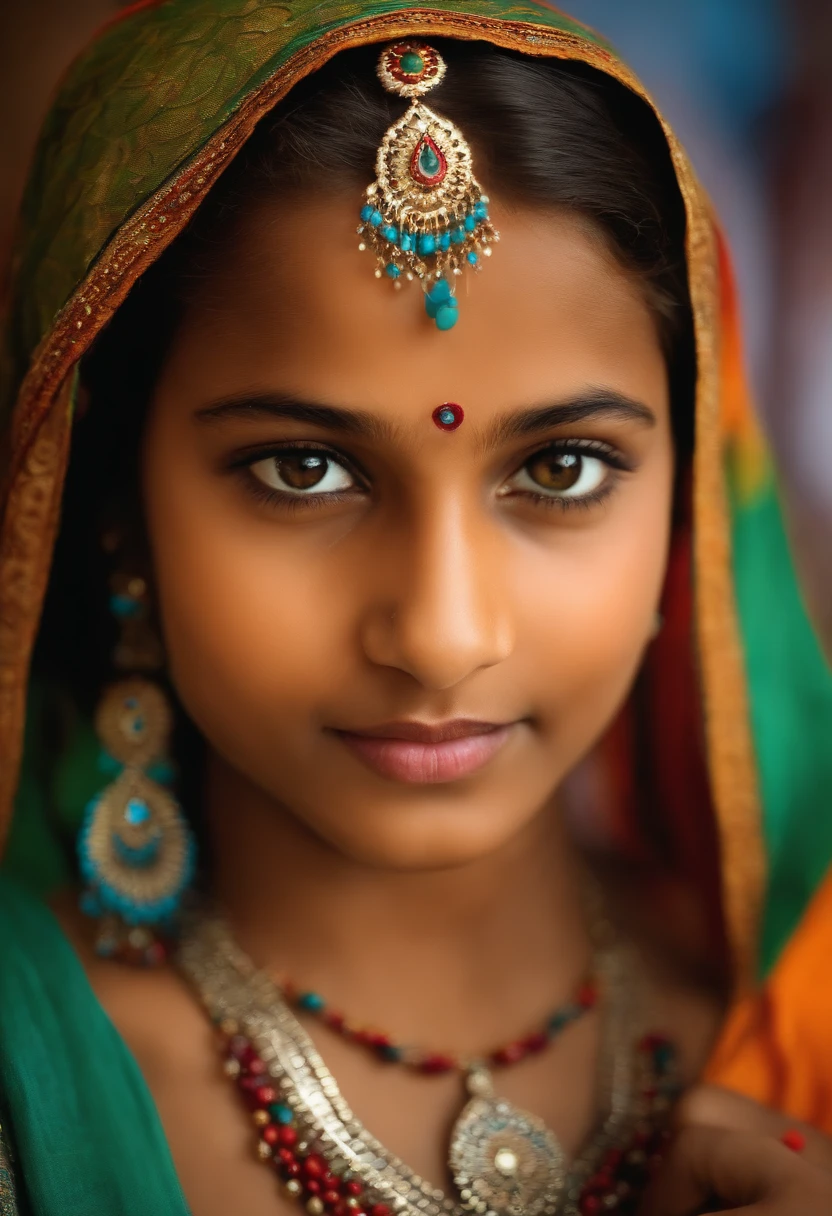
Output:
[78, 567, 195, 964]
[358, 42, 498, 331]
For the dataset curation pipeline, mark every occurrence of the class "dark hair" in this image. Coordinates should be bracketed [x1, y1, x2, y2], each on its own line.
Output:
[37, 39, 694, 721]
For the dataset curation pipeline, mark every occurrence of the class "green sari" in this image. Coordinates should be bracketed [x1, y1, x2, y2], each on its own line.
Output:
[1, 1, 832, 1211]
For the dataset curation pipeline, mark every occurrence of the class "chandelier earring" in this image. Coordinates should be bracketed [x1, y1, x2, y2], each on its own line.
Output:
[77, 566, 196, 965]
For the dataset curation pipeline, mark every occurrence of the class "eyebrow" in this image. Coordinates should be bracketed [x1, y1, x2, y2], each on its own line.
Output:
[194, 393, 394, 442]
[485, 389, 656, 448]
[194, 388, 656, 445]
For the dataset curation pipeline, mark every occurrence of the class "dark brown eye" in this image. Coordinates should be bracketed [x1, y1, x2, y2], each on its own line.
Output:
[249, 451, 356, 496]
[503, 449, 608, 500]
[526, 451, 582, 492]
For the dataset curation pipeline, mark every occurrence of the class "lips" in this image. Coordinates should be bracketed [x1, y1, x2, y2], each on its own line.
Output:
[333, 719, 515, 784]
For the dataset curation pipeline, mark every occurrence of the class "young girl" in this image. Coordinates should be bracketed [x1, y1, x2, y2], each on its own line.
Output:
[2, 2, 832, 1214]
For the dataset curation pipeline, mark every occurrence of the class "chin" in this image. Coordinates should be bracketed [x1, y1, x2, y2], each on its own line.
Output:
[308, 801, 536, 872]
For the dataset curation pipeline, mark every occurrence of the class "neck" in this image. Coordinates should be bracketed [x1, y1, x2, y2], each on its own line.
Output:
[205, 753, 595, 1051]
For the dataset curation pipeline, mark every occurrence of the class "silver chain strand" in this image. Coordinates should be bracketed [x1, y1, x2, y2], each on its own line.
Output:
[177, 909, 658, 1216]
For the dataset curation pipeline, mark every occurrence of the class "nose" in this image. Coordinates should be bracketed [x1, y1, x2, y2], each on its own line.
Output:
[359, 496, 514, 690]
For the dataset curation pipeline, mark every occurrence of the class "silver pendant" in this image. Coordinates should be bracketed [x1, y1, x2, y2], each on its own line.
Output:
[449, 1066, 566, 1216]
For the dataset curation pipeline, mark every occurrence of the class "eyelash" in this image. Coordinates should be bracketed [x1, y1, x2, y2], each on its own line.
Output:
[231, 439, 632, 514]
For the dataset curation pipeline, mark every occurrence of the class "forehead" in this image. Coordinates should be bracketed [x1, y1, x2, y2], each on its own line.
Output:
[162, 197, 669, 420]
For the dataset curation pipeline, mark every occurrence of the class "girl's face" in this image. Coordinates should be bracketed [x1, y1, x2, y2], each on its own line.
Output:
[143, 196, 674, 868]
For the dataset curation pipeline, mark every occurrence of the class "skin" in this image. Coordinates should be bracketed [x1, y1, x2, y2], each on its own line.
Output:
[57, 194, 733, 1214]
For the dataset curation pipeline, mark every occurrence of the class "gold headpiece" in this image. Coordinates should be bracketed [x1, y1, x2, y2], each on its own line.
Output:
[358, 42, 499, 331]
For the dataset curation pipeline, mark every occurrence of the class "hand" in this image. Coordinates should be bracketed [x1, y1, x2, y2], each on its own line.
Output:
[674, 1084, 832, 1173]
[638, 1123, 832, 1214]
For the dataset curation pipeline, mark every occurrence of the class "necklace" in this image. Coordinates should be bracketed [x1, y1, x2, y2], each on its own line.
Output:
[178, 911, 679, 1216]
[248, 966, 598, 1077]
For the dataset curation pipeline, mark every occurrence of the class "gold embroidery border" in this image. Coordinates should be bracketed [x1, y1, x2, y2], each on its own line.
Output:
[0, 8, 765, 984]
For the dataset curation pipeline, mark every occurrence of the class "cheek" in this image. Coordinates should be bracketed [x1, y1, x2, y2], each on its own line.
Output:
[141, 428, 350, 754]
[518, 462, 672, 740]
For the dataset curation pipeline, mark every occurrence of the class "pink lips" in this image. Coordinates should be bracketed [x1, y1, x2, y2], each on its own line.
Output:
[334, 719, 514, 784]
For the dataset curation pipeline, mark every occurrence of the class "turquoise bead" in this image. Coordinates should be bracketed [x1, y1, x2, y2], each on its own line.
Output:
[124, 797, 150, 826]
[379, 1044, 405, 1062]
[147, 759, 176, 785]
[298, 991, 326, 1012]
[428, 279, 451, 304]
[110, 593, 141, 619]
[369, 210, 383, 227]
[400, 50, 425, 75]
[424, 279, 451, 318]
[417, 233, 436, 256]
[438, 408, 456, 425]
[467, 251, 479, 265]
[464, 213, 476, 232]
[548, 1007, 578, 1033]
[360, 204, 374, 222]
[450, 226, 466, 245]
[474, 200, 488, 220]
[435, 300, 459, 331]
[383, 225, 398, 243]
[270, 1103, 294, 1125]
[439, 231, 451, 252]
[400, 232, 414, 252]
[385, 263, 401, 279]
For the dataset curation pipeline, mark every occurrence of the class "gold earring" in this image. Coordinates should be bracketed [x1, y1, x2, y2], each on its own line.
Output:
[77, 569, 195, 965]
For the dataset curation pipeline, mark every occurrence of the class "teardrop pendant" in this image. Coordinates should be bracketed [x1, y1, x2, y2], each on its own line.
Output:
[410, 133, 447, 186]
[449, 1066, 567, 1216]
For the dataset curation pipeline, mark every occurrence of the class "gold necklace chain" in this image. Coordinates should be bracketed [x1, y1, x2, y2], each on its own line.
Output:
[178, 909, 658, 1216]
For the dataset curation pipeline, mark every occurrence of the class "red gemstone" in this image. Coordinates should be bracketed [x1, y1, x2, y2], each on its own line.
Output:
[321, 1172, 341, 1192]
[525, 1032, 549, 1054]
[262, 1124, 280, 1146]
[306, 1180, 323, 1196]
[303, 1154, 327, 1178]
[277, 1147, 296, 1164]
[370, 1206, 392, 1216]
[284, 1161, 302, 1178]
[323, 1191, 342, 1208]
[492, 1042, 526, 1067]
[344, 1180, 363, 1197]
[419, 1053, 456, 1074]
[278, 1126, 298, 1148]
[256, 1085, 277, 1105]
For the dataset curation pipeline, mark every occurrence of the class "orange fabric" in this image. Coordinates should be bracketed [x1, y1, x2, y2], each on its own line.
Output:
[707, 866, 832, 1133]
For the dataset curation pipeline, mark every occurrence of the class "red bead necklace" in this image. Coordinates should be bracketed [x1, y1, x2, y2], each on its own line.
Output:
[277, 972, 599, 1075]
[215, 1022, 679, 1216]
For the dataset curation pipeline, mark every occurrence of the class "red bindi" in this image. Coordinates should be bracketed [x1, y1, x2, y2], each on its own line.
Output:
[432, 403, 464, 431]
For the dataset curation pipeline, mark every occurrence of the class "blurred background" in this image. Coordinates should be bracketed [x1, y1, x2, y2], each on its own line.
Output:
[1, 0, 830, 645]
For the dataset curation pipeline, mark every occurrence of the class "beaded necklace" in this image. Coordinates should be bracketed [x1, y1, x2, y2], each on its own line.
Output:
[270, 971, 598, 1076]
[178, 911, 680, 1216]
